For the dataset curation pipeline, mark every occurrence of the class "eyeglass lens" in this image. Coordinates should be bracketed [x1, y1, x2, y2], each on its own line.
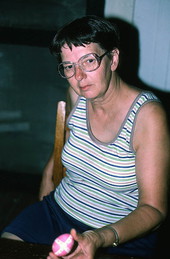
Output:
[58, 53, 100, 78]
[58, 51, 108, 79]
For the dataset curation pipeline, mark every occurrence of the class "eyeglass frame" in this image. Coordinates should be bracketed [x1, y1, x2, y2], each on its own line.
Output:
[58, 50, 110, 79]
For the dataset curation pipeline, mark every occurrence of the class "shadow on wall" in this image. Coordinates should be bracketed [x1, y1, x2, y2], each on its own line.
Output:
[107, 17, 170, 258]
[108, 17, 170, 124]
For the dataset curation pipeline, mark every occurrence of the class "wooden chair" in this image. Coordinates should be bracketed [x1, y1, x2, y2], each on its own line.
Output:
[53, 100, 67, 187]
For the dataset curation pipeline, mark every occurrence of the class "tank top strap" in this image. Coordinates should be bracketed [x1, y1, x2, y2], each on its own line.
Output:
[120, 91, 160, 149]
[128, 91, 159, 125]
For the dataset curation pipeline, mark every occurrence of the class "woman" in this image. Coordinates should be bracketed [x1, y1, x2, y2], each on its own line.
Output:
[1, 16, 170, 259]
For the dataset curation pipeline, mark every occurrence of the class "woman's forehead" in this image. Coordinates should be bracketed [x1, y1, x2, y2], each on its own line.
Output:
[60, 43, 102, 60]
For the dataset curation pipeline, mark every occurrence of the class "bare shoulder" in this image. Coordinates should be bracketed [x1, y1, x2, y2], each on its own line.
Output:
[66, 86, 79, 114]
[134, 100, 170, 150]
[68, 86, 79, 106]
[137, 100, 168, 127]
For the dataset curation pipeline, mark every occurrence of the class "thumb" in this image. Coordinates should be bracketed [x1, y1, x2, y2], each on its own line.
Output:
[70, 228, 83, 243]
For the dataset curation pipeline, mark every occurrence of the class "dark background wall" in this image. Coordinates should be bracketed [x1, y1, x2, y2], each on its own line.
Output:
[0, 0, 105, 175]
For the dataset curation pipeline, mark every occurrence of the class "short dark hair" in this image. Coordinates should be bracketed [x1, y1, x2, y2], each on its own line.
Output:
[50, 15, 120, 62]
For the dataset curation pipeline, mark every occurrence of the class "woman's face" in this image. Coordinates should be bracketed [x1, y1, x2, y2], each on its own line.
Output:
[60, 43, 118, 101]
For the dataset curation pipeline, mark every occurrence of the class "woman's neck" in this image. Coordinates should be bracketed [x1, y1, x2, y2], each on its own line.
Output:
[89, 74, 124, 113]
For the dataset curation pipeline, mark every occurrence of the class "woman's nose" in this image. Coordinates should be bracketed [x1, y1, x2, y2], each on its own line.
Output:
[74, 65, 86, 81]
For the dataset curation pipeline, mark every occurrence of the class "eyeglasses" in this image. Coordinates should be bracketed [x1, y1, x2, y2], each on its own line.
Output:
[58, 51, 109, 79]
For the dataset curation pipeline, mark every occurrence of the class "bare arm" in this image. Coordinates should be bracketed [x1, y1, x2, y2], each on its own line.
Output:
[39, 151, 55, 200]
[93, 102, 170, 247]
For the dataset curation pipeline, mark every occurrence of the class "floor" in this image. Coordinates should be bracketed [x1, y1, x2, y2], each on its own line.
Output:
[0, 171, 41, 233]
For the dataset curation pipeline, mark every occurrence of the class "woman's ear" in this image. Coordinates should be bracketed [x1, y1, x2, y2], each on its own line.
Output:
[110, 49, 119, 71]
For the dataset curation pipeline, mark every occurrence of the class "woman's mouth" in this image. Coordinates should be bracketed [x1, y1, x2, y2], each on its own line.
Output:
[80, 85, 90, 91]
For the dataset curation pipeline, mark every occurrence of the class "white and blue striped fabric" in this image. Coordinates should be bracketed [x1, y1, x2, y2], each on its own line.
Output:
[54, 91, 159, 228]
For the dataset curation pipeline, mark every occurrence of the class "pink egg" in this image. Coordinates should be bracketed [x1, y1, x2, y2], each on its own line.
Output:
[52, 233, 74, 256]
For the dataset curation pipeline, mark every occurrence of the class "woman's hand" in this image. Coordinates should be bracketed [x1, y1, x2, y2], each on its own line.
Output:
[47, 228, 103, 259]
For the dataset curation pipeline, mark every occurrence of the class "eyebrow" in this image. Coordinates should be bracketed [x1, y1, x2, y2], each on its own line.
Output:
[61, 52, 98, 63]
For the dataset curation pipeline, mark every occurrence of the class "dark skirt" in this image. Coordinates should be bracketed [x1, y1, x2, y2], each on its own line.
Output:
[1, 191, 159, 258]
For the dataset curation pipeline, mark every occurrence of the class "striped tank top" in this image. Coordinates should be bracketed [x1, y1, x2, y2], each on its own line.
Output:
[54, 91, 159, 228]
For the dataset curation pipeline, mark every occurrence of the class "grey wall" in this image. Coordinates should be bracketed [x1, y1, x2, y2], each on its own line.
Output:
[133, 0, 170, 92]
[0, 44, 67, 174]
[105, 0, 170, 92]
[0, 0, 105, 175]
[0, 0, 86, 174]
